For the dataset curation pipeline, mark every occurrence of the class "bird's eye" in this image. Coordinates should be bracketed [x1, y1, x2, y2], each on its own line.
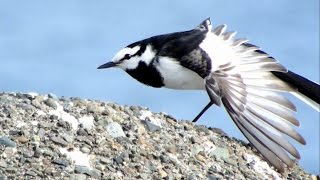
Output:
[124, 54, 130, 59]
[120, 54, 131, 62]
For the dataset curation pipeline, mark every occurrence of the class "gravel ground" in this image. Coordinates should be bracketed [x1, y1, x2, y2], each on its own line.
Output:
[0, 92, 317, 179]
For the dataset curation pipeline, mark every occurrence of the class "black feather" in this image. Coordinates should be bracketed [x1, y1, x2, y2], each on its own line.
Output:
[272, 70, 320, 104]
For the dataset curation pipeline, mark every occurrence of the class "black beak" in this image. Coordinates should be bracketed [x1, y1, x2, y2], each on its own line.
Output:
[97, 62, 116, 69]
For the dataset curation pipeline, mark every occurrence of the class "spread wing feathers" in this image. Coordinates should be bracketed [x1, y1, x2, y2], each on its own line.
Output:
[204, 24, 306, 171]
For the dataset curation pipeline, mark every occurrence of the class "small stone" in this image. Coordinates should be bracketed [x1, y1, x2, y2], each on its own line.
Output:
[90, 168, 102, 179]
[17, 103, 34, 111]
[6, 167, 16, 173]
[208, 175, 219, 180]
[37, 128, 46, 138]
[0, 174, 6, 180]
[0, 160, 7, 168]
[52, 158, 70, 167]
[195, 154, 206, 162]
[106, 122, 125, 138]
[32, 135, 41, 142]
[45, 98, 57, 109]
[62, 134, 74, 143]
[77, 128, 88, 136]
[74, 165, 91, 175]
[113, 156, 124, 165]
[25, 170, 37, 177]
[31, 99, 42, 108]
[160, 155, 169, 163]
[43, 150, 55, 157]
[141, 120, 161, 132]
[87, 104, 97, 113]
[17, 136, 29, 143]
[159, 168, 168, 178]
[70, 174, 87, 180]
[22, 150, 34, 158]
[48, 93, 58, 99]
[81, 146, 90, 153]
[0, 136, 16, 147]
[51, 136, 68, 146]
[9, 130, 21, 136]
[100, 157, 109, 164]
[190, 136, 199, 144]
[223, 157, 238, 166]
[33, 147, 41, 158]
[211, 147, 230, 160]
[57, 120, 68, 128]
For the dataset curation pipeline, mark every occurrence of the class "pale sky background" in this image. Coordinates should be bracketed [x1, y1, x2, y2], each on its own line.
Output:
[0, 0, 319, 174]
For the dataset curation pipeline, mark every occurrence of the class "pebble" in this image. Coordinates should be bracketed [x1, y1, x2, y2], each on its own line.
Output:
[31, 99, 42, 109]
[106, 122, 125, 138]
[0, 136, 16, 147]
[16, 103, 34, 111]
[17, 136, 29, 143]
[25, 170, 37, 177]
[52, 158, 70, 167]
[141, 120, 161, 132]
[51, 136, 68, 146]
[211, 147, 230, 160]
[0, 160, 7, 168]
[74, 165, 91, 175]
[45, 98, 57, 109]
[70, 174, 87, 180]
[80, 146, 90, 153]
[158, 168, 168, 178]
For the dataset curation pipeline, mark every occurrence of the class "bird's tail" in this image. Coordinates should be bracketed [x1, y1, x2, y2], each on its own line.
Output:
[272, 70, 320, 111]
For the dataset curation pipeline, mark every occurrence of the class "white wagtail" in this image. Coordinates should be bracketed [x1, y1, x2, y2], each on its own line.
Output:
[98, 18, 320, 171]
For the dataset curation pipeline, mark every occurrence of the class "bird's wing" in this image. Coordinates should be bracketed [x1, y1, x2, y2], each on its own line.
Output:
[202, 24, 305, 171]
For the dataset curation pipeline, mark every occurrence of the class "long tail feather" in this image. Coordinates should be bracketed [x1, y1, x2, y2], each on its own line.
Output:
[272, 71, 320, 111]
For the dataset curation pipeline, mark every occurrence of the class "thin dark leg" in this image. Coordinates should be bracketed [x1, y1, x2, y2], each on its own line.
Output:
[192, 101, 214, 123]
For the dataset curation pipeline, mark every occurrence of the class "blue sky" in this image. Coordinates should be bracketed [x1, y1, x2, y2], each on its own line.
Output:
[0, 0, 319, 174]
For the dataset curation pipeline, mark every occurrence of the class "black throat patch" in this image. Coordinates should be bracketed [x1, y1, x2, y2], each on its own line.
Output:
[126, 61, 164, 88]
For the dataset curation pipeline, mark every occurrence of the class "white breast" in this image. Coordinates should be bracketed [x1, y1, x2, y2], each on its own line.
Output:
[155, 56, 205, 90]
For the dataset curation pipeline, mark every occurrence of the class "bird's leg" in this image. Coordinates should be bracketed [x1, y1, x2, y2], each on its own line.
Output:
[192, 101, 214, 122]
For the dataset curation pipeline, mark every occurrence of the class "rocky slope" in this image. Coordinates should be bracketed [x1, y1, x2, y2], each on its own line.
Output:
[0, 92, 317, 179]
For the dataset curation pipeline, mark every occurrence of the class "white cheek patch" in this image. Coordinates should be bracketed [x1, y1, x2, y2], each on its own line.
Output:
[118, 45, 156, 70]
[112, 46, 140, 63]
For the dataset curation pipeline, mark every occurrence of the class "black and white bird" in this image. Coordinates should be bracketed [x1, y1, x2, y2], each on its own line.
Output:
[98, 18, 320, 171]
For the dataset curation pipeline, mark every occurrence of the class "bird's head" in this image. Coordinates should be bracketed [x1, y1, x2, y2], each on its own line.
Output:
[98, 42, 156, 71]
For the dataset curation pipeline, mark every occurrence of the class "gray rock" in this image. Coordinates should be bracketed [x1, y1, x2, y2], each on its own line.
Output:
[0, 136, 16, 147]
[6, 167, 16, 174]
[74, 165, 91, 175]
[113, 156, 124, 165]
[22, 150, 34, 158]
[80, 146, 90, 153]
[25, 170, 37, 177]
[106, 122, 125, 138]
[90, 168, 102, 179]
[69, 174, 87, 180]
[51, 136, 68, 146]
[45, 98, 57, 109]
[0, 160, 7, 168]
[100, 157, 110, 164]
[62, 134, 74, 143]
[223, 157, 238, 166]
[37, 128, 46, 138]
[211, 147, 230, 160]
[141, 120, 161, 132]
[52, 158, 70, 167]
[16, 103, 34, 111]
[31, 99, 42, 108]
[48, 93, 58, 99]
[0, 174, 6, 180]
